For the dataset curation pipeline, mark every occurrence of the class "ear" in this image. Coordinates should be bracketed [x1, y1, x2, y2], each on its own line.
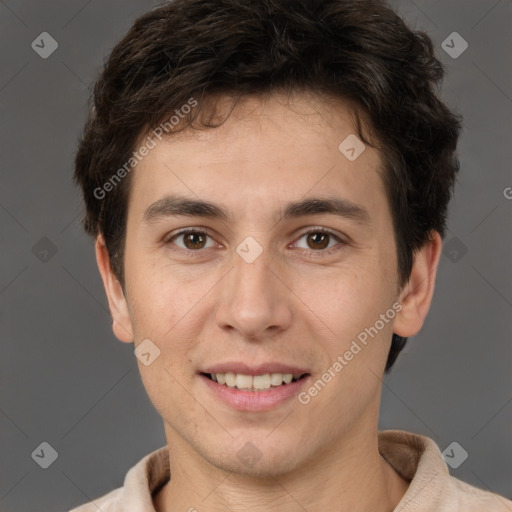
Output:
[95, 234, 134, 343]
[393, 231, 442, 338]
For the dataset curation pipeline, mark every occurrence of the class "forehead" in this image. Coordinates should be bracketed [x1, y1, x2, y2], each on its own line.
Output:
[128, 92, 387, 222]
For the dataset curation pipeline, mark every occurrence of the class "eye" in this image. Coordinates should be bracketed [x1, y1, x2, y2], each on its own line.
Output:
[166, 229, 217, 252]
[292, 228, 345, 253]
[164, 227, 345, 256]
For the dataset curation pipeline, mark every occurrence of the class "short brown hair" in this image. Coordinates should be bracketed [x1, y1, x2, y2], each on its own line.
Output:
[74, 0, 463, 372]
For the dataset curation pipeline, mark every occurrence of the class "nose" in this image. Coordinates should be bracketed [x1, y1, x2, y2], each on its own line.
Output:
[215, 242, 293, 341]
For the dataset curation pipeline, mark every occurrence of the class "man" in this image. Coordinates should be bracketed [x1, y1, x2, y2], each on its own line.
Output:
[70, 0, 511, 510]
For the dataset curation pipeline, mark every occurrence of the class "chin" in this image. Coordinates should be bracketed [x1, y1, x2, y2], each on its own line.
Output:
[199, 437, 308, 479]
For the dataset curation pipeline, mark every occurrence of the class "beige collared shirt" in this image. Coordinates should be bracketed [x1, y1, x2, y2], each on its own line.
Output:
[69, 430, 512, 511]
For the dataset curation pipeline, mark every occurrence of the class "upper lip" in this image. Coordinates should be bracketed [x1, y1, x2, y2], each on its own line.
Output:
[200, 362, 310, 376]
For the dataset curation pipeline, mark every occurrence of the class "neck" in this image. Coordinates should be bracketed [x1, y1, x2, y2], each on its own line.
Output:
[153, 423, 409, 512]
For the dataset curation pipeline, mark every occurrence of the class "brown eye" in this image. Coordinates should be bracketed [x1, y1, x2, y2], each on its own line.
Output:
[306, 232, 330, 250]
[293, 229, 344, 254]
[167, 229, 216, 252]
[183, 232, 207, 250]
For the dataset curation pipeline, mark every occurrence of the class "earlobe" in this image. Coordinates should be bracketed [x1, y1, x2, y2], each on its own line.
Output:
[393, 231, 443, 338]
[95, 234, 134, 343]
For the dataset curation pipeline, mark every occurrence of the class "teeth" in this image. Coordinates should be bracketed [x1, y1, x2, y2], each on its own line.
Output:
[225, 372, 236, 388]
[270, 373, 284, 386]
[253, 374, 271, 390]
[235, 374, 253, 390]
[210, 372, 303, 391]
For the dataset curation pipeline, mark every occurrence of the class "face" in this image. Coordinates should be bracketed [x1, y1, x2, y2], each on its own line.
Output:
[101, 92, 421, 478]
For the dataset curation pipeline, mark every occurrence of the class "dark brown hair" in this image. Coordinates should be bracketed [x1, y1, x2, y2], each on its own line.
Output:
[74, 0, 463, 372]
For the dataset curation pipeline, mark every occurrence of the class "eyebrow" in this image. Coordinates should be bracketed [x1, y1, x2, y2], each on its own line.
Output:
[142, 194, 371, 225]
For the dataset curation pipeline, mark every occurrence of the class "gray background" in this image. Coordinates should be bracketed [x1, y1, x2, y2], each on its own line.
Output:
[0, 1, 511, 511]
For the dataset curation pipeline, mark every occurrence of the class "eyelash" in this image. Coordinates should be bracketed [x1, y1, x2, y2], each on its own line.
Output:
[164, 227, 346, 257]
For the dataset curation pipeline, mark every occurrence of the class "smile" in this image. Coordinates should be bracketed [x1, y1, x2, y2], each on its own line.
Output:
[203, 372, 307, 391]
[199, 371, 311, 411]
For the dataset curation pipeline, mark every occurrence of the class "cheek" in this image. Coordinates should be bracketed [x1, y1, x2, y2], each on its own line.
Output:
[295, 255, 396, 371]
[125, 252, 196, 336]
[296, 265, 394, 422]
[298, 263, 379, 332]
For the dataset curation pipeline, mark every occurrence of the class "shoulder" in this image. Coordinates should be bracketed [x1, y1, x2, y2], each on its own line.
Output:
[67, 446, 169, 512]
[378, 430, 512, 512]
[451, 477, 512, 512]
[68, 487, 123, 512]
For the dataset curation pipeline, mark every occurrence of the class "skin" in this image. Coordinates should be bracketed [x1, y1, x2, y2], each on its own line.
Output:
[96, 91, 442, 512]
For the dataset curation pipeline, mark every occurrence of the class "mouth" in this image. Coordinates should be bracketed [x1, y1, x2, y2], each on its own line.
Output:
[200, 372, 309, 392]
[197, 363, 312, 411]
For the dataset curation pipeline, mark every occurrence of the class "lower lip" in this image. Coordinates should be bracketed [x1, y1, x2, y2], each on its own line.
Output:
[199, 374, 310, 411]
